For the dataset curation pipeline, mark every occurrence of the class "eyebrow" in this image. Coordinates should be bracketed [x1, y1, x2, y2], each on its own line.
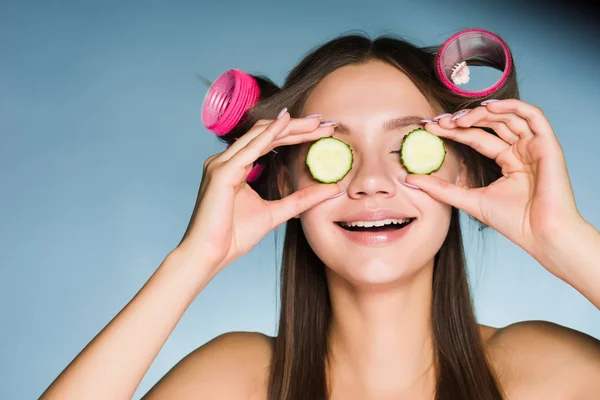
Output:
[333, 115, 425, 135]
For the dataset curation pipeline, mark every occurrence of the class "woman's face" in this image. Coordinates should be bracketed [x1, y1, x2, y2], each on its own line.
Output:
[290, 60, 467, 286]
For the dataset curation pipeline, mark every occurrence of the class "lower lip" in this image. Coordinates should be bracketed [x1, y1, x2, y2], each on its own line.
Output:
[336, 221, 415, 246]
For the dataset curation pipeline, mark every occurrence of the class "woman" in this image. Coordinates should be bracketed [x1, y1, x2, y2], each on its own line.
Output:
[42, 33, 600, 399]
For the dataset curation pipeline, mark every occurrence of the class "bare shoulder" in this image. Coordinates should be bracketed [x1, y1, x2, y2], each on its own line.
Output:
[142, 331, 274, 400]
[484, 320, 600, 399]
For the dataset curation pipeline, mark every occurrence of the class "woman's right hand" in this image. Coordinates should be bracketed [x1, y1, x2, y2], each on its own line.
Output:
[175, 110, 342, 273]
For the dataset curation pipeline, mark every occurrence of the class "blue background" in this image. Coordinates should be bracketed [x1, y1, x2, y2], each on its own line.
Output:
[1, 1, 598, 398]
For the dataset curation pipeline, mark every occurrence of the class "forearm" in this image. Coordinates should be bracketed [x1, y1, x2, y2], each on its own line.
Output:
[536, 218, 600, 309]
[41, 250, 216, 400]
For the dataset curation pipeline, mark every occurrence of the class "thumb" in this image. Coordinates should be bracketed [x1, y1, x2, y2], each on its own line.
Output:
[269, 183, 345, 227]
[406, 174, 479, 217]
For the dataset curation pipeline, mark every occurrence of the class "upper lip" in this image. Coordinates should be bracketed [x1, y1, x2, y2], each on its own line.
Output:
[334, 209, 416, 223]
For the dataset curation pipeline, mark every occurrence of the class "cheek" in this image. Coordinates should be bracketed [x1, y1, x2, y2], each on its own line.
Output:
[431, 145, 462, 184]
[294, 170, 314, 191]
[299, 203, 341, 268]
[422, 198, 453, 237]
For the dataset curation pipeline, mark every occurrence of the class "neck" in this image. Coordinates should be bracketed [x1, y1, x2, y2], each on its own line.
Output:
[326, 261, 437, 398]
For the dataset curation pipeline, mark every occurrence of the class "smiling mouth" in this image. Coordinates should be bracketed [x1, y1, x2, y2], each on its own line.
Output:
[335, 218, 416, 232]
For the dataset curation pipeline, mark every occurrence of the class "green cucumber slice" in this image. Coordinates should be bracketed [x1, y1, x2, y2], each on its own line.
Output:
[400, 128, 446, 174]
[305, 137, 353, 183]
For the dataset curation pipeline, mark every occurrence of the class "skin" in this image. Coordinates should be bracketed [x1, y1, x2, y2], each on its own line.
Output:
[42, 61, 600, 400]
[144, 61, 600, 398]
[288, 61, 467, 398]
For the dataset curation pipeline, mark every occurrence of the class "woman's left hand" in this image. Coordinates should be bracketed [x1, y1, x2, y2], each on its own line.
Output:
[407, 99, 585, 279]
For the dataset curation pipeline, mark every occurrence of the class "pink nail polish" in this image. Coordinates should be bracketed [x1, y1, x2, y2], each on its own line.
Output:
[481, 99, 499, 105]
[420, 119, 438, 125]
[304, 114, 322, 119]
[319, 121, 338, 127]
[400, 180, 421, 190]
[277, 107, 288, 119]
[433, 113, 452, 121]
[450, 110, 470, 121]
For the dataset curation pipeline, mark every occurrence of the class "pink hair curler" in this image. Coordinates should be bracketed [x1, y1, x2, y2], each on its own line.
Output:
[202, 69, 261, 135]
[202, 69, 264, 182]
[435, 28, 513, 98]
[246, 163, 265, 183]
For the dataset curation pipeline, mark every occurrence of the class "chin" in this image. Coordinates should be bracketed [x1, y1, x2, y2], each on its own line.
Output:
[325, 253, 435, 290]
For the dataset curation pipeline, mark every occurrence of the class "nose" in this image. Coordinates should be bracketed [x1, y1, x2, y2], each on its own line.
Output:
[346, 155, 397, 199]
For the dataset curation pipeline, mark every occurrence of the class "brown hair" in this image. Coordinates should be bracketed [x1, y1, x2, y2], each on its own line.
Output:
[217, 31, 519, 399]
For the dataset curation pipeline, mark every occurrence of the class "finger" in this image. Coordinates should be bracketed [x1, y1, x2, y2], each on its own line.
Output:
[225, 112, 293, 171]
[439, 106, 522, 143]
[219, 115, 323, 162]
[483, 99, 555, 139]
[216, 122, 274, 163]
[270, 126, 334, 149]
[424, 122, 510, 161]
[456, 106, 533, 140]
[478, 121, 518, 145]
[436, 110, 469, 129]
[268, 183, 344, 227]
[447, 107, 519, 143]
[405, 174, 481, 218]
[218, 112, 291, 170]
[229, 115, 336, 171]
[463, 119, 519, 145]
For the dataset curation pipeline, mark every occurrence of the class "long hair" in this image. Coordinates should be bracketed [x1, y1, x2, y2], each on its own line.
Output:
[218, 31, 519, 399]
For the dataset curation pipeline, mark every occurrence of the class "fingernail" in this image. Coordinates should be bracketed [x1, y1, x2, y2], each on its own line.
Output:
[319, 121, 338, 127]
[400, 179, 421, 190]
[433, 113, 452, 121]
[481, 99, 500, 105]
[304, 114, 322, 119]
[450, 110, 470, 121]
[420, 119, 438, 125]
[277, 107, 288, 119]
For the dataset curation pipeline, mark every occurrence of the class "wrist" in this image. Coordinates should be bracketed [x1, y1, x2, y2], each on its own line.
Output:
[533, 217, 600, 295]
[163, 248, 221, 291]
[171, 241, 225, 270]
[539, 216, 591, 257]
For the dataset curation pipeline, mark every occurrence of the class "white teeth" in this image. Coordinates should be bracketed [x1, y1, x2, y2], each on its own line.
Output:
[340, 218, 412, 228]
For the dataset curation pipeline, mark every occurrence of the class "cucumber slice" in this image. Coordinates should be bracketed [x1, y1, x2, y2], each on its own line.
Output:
[400, 128, 446, 174]
[306, 137, 353, 183]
